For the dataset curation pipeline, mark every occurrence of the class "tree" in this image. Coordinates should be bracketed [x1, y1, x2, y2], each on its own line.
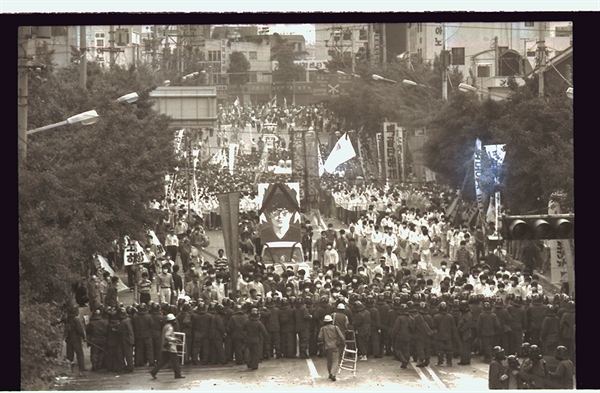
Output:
[227, 51, 251, 102]
[271, 34, 305, 101]
[20, 58, 175, 389]
[421, 75, 573, 214]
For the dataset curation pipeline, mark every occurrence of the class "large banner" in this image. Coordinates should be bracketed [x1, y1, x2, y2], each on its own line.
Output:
[257, 183, 301, 243]
[473, 139, 486, 227]
[228, 143, 238, 174]
[217, 192, 240, 300]
[376, 133, 383, 180]
[95, 254, 129, 292]
[483, 144, 506, 185]
[383, 122, 402, 181]
[304, 130, 321, 207]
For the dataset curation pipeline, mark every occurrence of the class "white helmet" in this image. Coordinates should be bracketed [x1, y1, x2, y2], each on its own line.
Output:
[324, 315, 333, 323]
[165, 313, 176, 322]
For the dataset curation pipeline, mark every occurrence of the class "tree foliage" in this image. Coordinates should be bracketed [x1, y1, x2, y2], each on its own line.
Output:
[227, 51, 251, 87]
[20, 54, 175, 388]
[422, 75, 573, 213]
[271, 34, 305, 90]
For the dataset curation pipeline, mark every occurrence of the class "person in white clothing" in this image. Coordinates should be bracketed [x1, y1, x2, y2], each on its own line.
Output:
[419, 226, 434, 272]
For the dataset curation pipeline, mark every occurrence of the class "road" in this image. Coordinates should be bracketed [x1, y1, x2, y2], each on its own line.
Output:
[52, 353, 491, 391]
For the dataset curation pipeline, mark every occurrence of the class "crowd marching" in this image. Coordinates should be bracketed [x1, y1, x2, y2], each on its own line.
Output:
[61, 102, 574, 387]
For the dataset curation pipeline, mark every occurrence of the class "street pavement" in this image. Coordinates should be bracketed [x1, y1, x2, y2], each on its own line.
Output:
[54, 215, 563, 390]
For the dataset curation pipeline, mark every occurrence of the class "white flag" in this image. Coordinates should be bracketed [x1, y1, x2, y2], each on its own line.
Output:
[324, 133, 356, 174]
[234, 97, 240, 107]
[318, 144, 325, 177]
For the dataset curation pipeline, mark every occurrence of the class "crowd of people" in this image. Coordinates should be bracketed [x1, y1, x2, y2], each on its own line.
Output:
[61, 100, 574, 386]
[67, 195, 575, 387]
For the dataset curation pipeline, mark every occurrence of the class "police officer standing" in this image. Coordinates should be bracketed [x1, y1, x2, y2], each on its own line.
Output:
[243, 308, 268, 370]
[65, 305, 87, 376]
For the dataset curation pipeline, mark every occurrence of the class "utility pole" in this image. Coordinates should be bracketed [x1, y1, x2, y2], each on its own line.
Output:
[441, 23, 448, 100]
[152, 25, 158, 70]
[109, 25, 115, 69]
[494, 36, 499, 77]
[538, 38, 546, 97]
[18, 26, 29, 164]
[381, 23, 387, 64]
[79, 26, 87, 90]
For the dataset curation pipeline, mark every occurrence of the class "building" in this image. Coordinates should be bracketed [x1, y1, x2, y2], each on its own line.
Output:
[86, 26, 144, 68]
[23, 26, 79, 68]
[407, 21, 572, 94]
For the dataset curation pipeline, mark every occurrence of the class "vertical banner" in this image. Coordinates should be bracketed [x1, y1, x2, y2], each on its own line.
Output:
[304, 130, 320, 208]
[291, 130, 307, 207]
[473, 139, 486, 227]
[397, 127, 404, 182]
[228, 143, 238, 174]
[548, 194, 570, 289]
[495, 191, 501, 235]
[217, 192, 240, 300]
[255, 144, 270, 186]
[383, 122, 399, 181]
[376, 133, 383, 181]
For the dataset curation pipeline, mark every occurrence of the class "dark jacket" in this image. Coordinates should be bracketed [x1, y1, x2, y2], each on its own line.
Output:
[457, 311, 475, 341]
[366, 306, 381, 332]
[192, 310, 213, 338]
[376, 301, 391, 332]
[433, 311, 458, 342]
[392, 314, 413, 342]
[243, 314, 268, 344]
[313, 304, 335, 331]
[477, 310, 501, 337]
[210, 313, 227, 339]
[493, 306, 512, 334]
[414, 310, 434, 339]
[150, 312, 163, 339]
[353, 304, 371, 336]
[527, 304, 546, 331]
[131, 310, 154, 339]
[263, 305, 280, 332]
[507, 304, 528, 332]
[117, 317, 135, 345]
[489, 359, 507, 389]
[294, 304, 311, 332]
[105, 285, 118, 308]
[86, 314, 107, 345]
[228, 311, 248, 339]
[279, 304, 296, 333]
[540, 315, 560, 343]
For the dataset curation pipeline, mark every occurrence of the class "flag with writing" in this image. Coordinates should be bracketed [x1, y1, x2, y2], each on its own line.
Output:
[323, 133, 356, 173]
[318, 144, 325, 177]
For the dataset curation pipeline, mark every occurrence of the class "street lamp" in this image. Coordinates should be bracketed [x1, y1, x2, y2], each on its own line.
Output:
[337, 70, 360, 78]
[372, 74, 397, 83]
[27, 110, 100, 135]
[182, 71, 200, 80]
[458, 83, 507, 99]
[566, 87, 573, 99]
[117, 92, 139, 104]
[402, 79, 431, 89]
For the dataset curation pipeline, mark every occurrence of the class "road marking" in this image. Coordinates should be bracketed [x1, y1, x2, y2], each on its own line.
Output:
[410, 362, 434, 389]
[306, 358, 320, 379]
[425, 365, 448, 390]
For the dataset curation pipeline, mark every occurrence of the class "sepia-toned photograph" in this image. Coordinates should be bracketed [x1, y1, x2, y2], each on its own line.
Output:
[16, 15, 579, 391]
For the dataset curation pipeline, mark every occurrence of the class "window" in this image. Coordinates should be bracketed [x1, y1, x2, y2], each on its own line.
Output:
[524, 22, 535, 27]
[359, 29, 367, 40]
[248, 71, 257, 83]
[208, 50, 221, 62]
[451, 47, 465, 65]
[213, 74, 228, 85]
[477, 64, 491, 78]
[249, 51, 257, 60]
[97, 39, 104, 47]
[419, 37, 422, 44]
[95, 32, 105, 38]
[343, 30, 352, 40]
